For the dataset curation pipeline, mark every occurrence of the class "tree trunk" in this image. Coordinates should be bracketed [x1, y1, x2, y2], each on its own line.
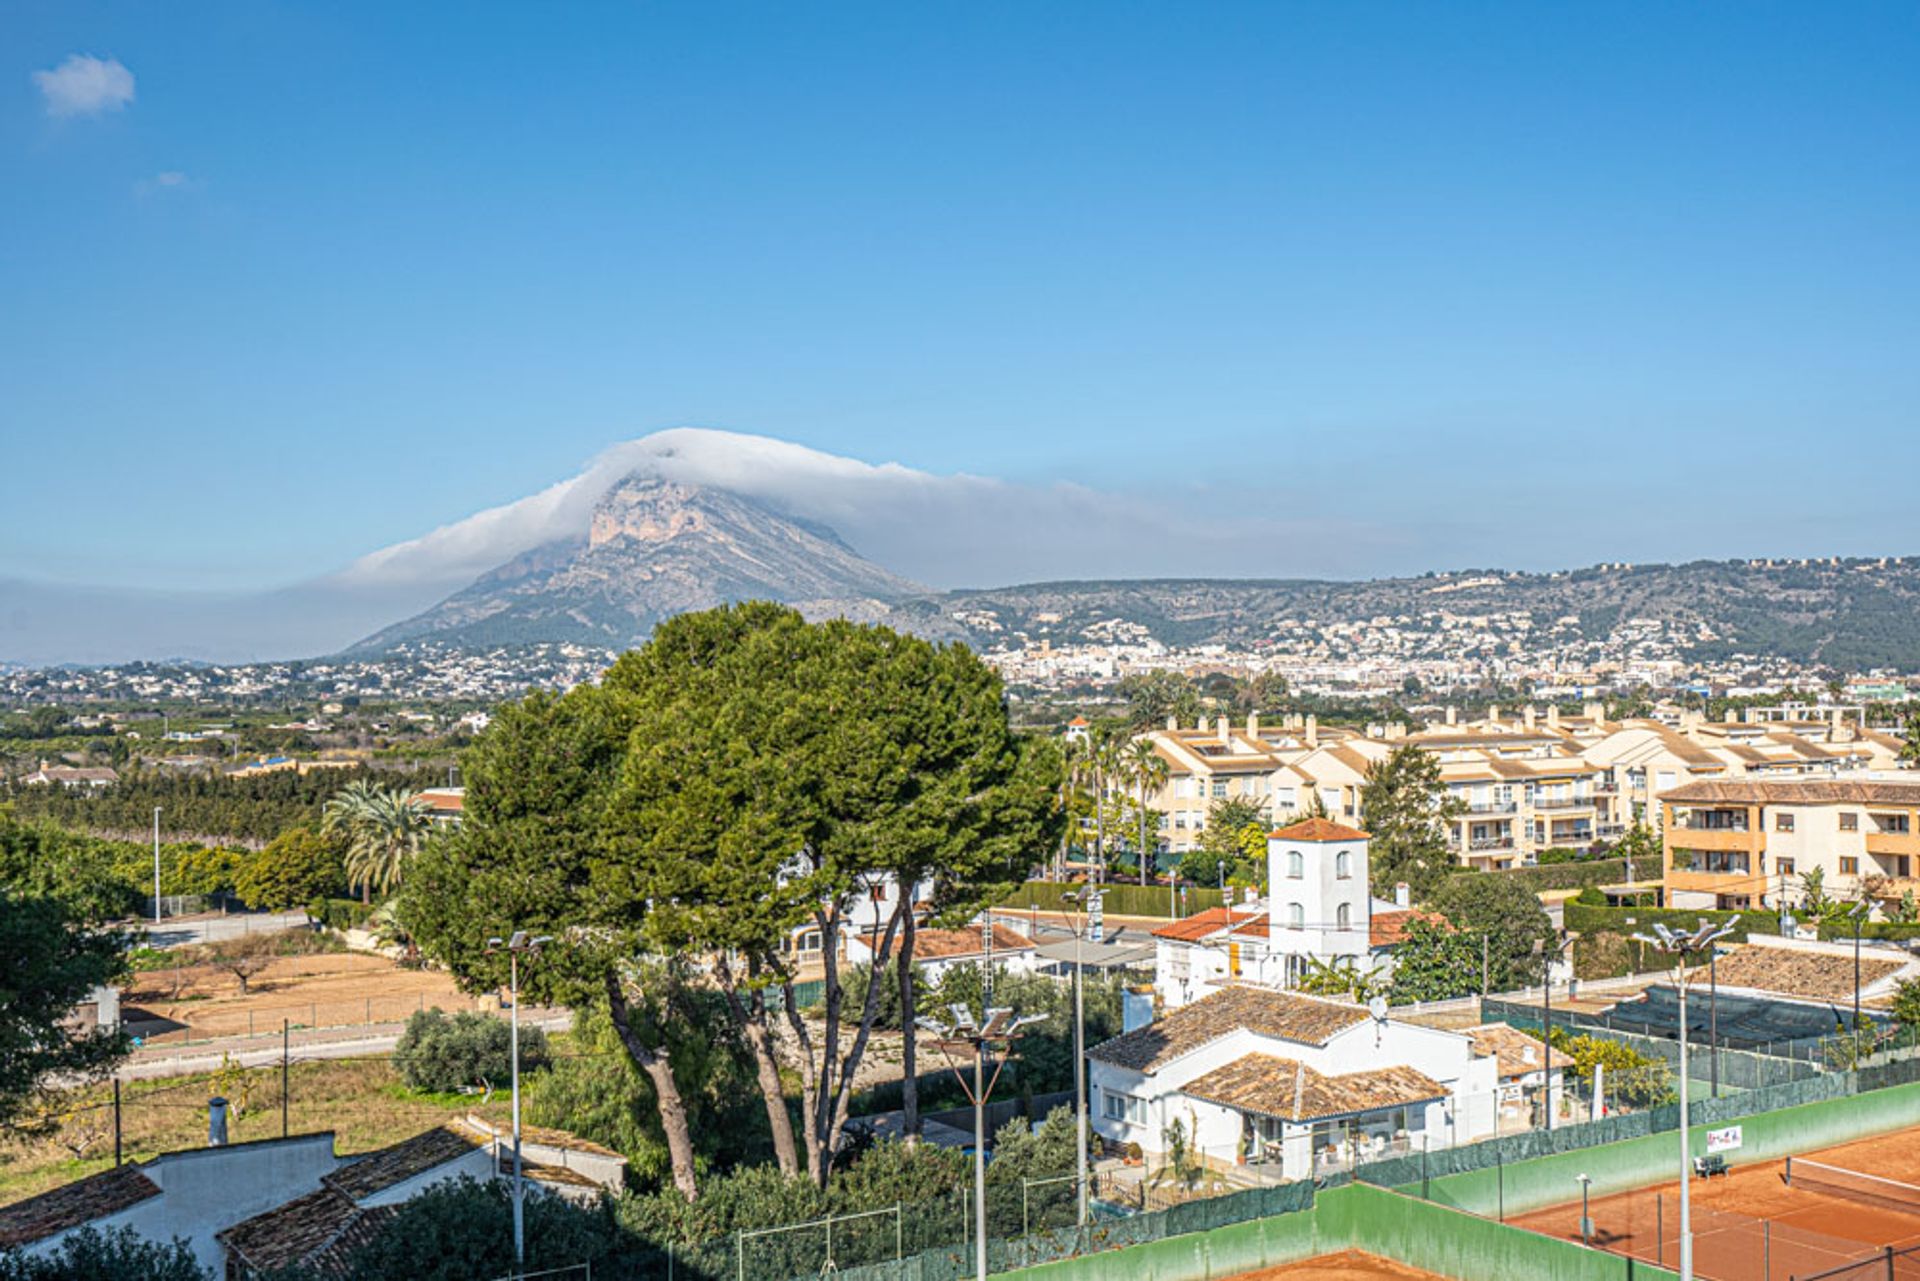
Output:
[605, 974, 700, 1201]
[720, 958, 800, 1177]
[897, 910, 919, 1143]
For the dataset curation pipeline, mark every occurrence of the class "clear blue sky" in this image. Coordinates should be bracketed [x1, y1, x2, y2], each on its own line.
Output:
[3, 2, 1917, 591]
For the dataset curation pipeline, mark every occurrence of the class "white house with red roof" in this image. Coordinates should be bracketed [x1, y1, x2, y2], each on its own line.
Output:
[1154, 818, 1437, 1009]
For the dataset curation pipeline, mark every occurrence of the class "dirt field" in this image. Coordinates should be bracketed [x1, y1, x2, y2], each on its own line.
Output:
[1511, 1124, 1920, 1280]
[1229, 1250, 1447, 1279]
[123, 949, 486, 1042]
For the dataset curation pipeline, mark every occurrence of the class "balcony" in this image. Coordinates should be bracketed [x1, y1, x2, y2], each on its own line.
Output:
[1468, 836, 1517, 852]
[1867, 829, 1920, 858]
[1667, 826, 1760, 854]
[1466, 801, 1518, 815]
[1533, 797, 1596, 812]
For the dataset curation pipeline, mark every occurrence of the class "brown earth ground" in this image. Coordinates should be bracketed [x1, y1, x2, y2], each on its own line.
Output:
[1511, 1123, 1920, 1280]
[1230, 1249, 1447, 1279]
[123, 950, 492, 1042]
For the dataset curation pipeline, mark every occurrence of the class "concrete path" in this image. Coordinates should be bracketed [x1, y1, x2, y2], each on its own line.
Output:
[119, 1010, 574, 1080]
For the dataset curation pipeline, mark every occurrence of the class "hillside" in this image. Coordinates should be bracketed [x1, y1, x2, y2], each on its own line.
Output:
[351, 475, 922, 652]
[899, 558, 1920, 669]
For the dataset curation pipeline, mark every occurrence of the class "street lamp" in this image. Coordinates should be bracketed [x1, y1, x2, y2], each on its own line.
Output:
[152, 807, 163, 924]
[1630, 918, 1736, 1281]
[1060, 889, 1105, 1229]
[1575, 1172, 1592, 1247]
[486, 931, 553, 1270]
[1533, 932, 1571, 1130]
[918, 1007, 1047, 1281]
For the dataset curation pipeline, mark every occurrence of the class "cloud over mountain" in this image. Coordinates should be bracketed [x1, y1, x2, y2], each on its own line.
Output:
[337, 428, 1373, 594]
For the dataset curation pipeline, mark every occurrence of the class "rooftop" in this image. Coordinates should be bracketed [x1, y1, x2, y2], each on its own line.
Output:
[1089, 985, 1370, 1072]
[322, 1125, 485, 1201]
[1468, 1023, 1572, 1079]
[1181, 1052, 1446, 1123]
[1693, 945, 1906, 1004]
[1269, 817, 1370, 843]
[1663, 779, 1920, 806]
[0, 1164, 160, 1248]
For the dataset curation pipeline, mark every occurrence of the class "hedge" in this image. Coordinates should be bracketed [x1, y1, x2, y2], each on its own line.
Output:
[311, 897, 377, 931]
[1565, 901, 1780, 940]
[1816, 919, 1920, 942]
[998, 880, 1227, 919]
[1464, 855, 1662, 894]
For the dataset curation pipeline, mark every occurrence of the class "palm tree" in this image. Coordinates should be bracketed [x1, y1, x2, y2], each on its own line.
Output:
[322, 781, 432, 904]
[1125, 738, 1170, 888]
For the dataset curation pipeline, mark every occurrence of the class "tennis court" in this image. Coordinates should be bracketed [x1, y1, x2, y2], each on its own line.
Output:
[1509, 1123, 1920, 1279]
[1227, 1250, 1446, 1280]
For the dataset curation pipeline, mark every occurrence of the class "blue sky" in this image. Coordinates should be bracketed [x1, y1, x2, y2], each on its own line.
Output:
[3, 2, 1918, 596]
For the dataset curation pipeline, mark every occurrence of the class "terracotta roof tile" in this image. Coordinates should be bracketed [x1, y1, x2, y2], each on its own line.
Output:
[216, 1188, 392, 1274]
[1088, 985, 1369, 1071]
[1181, 1052, 1446, 1122]
[1269, 817, 1370, 842]
[1663, 780, 1920, 806]
[911, 923, 1033, 960]
[0, 1164, 160, 1248]
[1468, 1023, 1572, 1078]
[1369, 908, 1447, 948]
[1691, 945, 1906, 1003]
[322, 1125, 484, 1201]
[1151, 907, 1257, 941]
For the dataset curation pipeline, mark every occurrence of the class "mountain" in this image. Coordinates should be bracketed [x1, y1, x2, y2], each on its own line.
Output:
[894, 558, 1920, 670]
[351, 475, 922, 652]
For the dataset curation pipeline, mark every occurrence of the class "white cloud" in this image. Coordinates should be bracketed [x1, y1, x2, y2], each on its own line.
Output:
[32, 54, 135, 118]
[336, 428, 1389, 592]
[135, 171, 197, 196]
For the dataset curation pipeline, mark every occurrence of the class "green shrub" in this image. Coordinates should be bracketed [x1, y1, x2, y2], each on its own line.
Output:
[998, 880, 1226, 918]
[0, 1226, 208, 1281]
[310, 897, 377, 932]
[1564, 901, 1779, 941]
[1572, 885, 1609, 908]
[1815, 919, 1920, 942]
[394, 1009, 546, 1094]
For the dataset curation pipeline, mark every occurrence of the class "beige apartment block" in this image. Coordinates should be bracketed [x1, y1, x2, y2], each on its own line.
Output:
[1662, 779, 1920, 911]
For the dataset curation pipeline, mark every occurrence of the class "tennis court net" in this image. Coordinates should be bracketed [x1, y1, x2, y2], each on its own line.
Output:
[1788, 1158, 1920, 1218]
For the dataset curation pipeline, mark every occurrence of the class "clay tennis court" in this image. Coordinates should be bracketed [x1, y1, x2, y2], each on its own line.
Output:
[1511, 1123, 1920, 1279]
[1226, 1250, 1445, 1280]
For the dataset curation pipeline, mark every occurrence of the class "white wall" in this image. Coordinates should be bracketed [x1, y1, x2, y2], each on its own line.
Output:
[27, 1134, 342, 1274]
[358, 1145, 497, 1208]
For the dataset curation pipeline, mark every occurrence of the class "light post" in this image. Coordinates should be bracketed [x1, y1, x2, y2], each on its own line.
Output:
[1708, 943, 1720, 1099]
[1850, 900, 1870, 1038]
[1575, 1173, 1592, 1247]
[1061, 889, 1104, 1229]
[1631, 919, 1736, 1281]
[150, 806, 162, 925]
[918, 1007, 1047, 1281]
[487, 931, 553, 1271]
[1534, 931, 1570, 1129]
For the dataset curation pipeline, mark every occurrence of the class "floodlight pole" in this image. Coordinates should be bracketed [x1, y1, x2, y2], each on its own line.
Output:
[973, 1047, 987, 1281]
[488, 931, 554, 1272]
[152, 807, 162, 924]
[1063, 889, 1102, 1229]
[1632, 919, 1734, 1281]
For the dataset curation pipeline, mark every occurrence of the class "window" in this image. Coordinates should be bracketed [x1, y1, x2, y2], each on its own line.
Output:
[1778, 857, 1796, 876]
[1335, 851, 1352, 880]
[1287, 850, 1305, 879]
[1212, 779, 1228, 798]
[1336, 902, 1352, 929]
[1840, 812, 1859, 832]
[1275, 786, 1296, 807]
[1288, 902, 1305, 929]
[1776, 813, 1794, 833]
[1101, 1091, 1148, 1126]
[1841, 857, 1860, 876]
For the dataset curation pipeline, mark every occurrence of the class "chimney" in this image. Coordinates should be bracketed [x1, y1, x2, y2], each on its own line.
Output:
[1488, 704, 1501, 725]
[1217, 716, 1231, 744]
[1546, 706, 1560, 729]
[1523, 706, 1537, 731]
[1584, 701, 1604, 723]
[209, 1097, 229, 1147]
[1167, 714, 1178, 732]
[1395, 882, 1411, 909]
[1247, 712, 1260, 739]
[1445, 705, 1458, 727]
[1305, 715, 1319, 747]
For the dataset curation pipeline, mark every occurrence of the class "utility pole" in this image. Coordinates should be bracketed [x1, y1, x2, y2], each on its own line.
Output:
[487, 931, 554, 1272]
[282, 1019, 290, 1137]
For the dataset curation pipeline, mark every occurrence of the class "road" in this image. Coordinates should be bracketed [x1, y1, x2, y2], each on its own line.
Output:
[120, 1010, 575, 1080]
[136, 910, 316, 949]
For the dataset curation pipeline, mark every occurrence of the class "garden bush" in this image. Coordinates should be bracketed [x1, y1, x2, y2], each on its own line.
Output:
[394, 1008, 546, 1095]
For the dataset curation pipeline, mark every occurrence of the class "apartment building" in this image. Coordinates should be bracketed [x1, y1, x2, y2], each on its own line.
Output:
[1662, 779, 1920, 911]
[1144, 714, 1354, 853]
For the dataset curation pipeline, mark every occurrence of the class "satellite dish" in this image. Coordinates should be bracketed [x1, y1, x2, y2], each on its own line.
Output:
[1367, 995, 1389, 1022]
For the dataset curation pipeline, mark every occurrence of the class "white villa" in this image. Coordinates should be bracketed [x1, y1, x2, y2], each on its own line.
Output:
[1088, 985, 1511, 1181]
